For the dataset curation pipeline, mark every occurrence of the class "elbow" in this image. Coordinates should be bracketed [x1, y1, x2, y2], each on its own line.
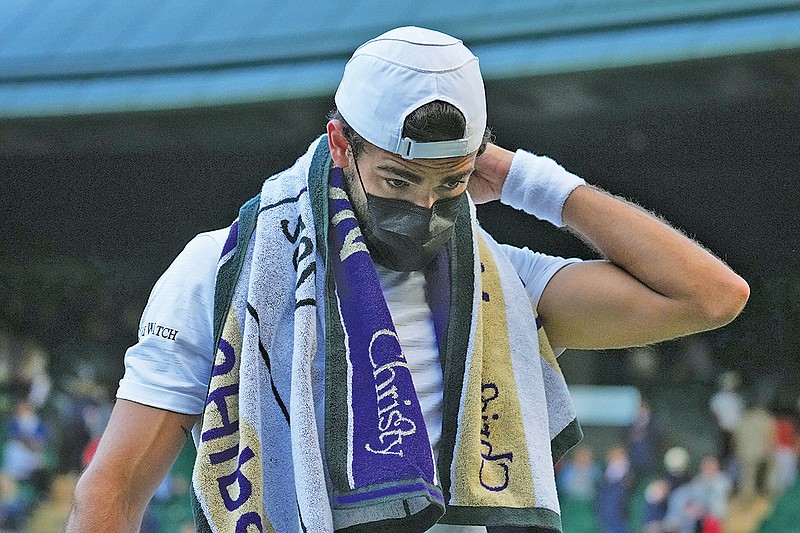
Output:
[68, 471, 99, 529]
[69, 465, 143, 531]
[696, 273, 750, 330]
[70, 468, 113, 516]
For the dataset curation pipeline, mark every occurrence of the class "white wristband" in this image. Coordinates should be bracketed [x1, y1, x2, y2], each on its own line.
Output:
[500, 149, 586, 227]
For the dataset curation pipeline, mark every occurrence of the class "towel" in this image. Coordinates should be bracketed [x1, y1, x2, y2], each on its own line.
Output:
[192, 136, 582, 532]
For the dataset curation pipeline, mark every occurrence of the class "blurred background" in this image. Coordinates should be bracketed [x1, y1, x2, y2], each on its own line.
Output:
[0, 1, 798, 531]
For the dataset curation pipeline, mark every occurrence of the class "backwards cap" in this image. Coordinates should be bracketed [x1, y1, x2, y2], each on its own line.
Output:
[334, 26, 487, 160]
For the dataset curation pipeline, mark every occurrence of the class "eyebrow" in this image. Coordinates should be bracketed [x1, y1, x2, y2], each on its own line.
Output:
[375, 164, 472, 185]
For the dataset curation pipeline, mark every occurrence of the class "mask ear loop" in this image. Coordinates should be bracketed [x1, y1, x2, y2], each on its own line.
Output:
[344, 146, 376, 239]
[348, 146, 370, 202]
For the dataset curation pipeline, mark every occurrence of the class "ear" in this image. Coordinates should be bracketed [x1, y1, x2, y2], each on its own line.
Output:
[327, 120, 351, 169]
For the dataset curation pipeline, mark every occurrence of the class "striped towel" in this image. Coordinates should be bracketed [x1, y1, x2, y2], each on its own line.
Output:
[192, 136, 582, 532]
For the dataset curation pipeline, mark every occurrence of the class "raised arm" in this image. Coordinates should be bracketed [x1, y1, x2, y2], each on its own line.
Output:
[539, 184, 749, 348]
[469, 144, 749, 349]
[66, 399, 197, 533]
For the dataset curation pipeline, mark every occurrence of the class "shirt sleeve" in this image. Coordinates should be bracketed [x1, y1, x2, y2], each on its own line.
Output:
[116, 228, 229, 415]
[498, 244, 583, 308]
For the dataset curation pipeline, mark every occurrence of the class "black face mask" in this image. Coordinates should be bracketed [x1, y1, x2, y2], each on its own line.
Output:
[362, 192, 463, 272]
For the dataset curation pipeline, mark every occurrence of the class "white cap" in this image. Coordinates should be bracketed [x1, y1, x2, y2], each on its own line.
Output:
[335, 26, 487, 160]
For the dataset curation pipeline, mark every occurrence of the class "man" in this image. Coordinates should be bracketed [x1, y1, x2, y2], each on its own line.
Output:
[66, 26, 748, 532]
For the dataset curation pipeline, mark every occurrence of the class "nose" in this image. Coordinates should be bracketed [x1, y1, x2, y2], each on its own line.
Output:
[408, 192, 438, 209]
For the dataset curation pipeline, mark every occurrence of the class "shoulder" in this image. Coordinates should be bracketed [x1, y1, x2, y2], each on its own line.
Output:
[177, 227, 229, 264]
[155, 228, 229, 284]
[143, 227, 231, 318]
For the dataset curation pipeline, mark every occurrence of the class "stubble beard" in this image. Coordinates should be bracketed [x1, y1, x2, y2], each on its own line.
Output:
[341, 162, 370, 229]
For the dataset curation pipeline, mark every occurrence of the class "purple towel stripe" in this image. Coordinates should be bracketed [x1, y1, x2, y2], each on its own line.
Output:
[220, 219, 239, 259]
[327, 167, 435, 489]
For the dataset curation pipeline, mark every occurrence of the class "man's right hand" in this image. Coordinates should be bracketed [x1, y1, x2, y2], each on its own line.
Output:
[467, 143, 514, 204]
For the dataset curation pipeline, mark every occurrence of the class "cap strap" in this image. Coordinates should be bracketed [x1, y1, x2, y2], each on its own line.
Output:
[398, 137, 470, 160]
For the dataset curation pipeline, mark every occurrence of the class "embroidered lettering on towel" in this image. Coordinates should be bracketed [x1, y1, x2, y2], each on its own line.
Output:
[365, 329, 417, 457]
[330, 186, 369, 262]
[199, 333, 265, 528]
[281, 214, 317, 308]
[479, 383, 513, 492]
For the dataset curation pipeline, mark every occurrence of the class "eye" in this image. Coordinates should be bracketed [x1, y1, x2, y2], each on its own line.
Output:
[385, 178, 410, 189]
[440, 179, 467, 190]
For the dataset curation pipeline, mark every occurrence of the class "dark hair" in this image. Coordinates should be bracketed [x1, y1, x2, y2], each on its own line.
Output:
[327, 100, 492, 158]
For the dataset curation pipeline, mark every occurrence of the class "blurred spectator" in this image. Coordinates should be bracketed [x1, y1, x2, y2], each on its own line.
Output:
[595, 444, 633, 533]
[0, 473, 27, 530]
[627, 398, 663, 480]
[556, 445, 601, 501]
[662, 481, 705, 533]
[2, 400, 48, 482]
[25, 473, 77, 533]
[709, 371, 743, 467]
[153, 472, 177, 502]
[52, 375, 109, 474]
[20, 352, 51, 410]
[80, 435, 101, 471]
[772, 409, 799, 494]
[663, 447, 691, 492]
[733, 400, 775, 498]
[662, 457, 728, 533]
[79, 397, 112, 470]
[642, 478, 670, 533]
[699, 516, 723, 533]
[691, 455, 731, 520]
[0, 334, 51, 409]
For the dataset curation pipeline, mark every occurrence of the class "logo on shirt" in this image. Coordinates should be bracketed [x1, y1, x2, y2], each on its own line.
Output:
[139, 322, 179, 341]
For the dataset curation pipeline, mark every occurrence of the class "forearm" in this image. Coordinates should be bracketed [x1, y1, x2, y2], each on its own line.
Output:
[561, 184, 748, 327]
[483, 147, 749, 347]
